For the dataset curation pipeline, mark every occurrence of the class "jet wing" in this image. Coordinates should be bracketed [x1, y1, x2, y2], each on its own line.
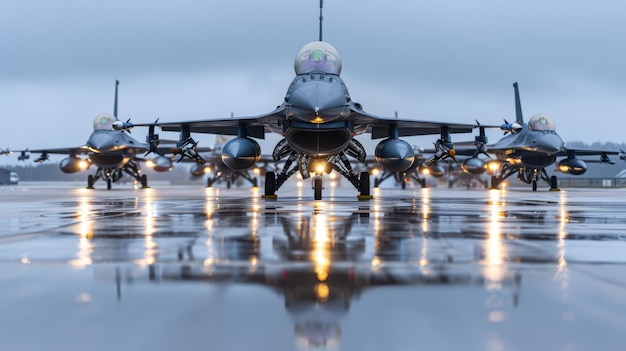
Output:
[431, 143, 623, 161]
[131, 104, 476, 139]
[133, 106, 288, 139]
[24, 146, 91, 155]
[557, 147, 621, 157]
[347, 106, 477, 138]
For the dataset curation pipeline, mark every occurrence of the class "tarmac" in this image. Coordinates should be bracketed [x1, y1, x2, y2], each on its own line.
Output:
[1, 181, 626, 351]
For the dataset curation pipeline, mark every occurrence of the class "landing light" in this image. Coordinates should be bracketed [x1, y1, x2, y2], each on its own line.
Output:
[487, 161, 500, 173]
[422, 168, 431, 176]
[253, 168, 261, 175]
[145, 160, 155, 168]
[78, 160, 90, 170]
[371, 168, 380, 176]
[204, 167, 212, 174]
[315, 163, 325, 174]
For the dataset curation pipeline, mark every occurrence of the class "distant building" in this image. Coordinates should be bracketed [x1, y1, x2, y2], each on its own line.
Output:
[0, 168, 19, 185]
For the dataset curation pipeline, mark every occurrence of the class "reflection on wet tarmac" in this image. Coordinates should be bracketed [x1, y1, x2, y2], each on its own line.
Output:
[2, 184, 626, 350]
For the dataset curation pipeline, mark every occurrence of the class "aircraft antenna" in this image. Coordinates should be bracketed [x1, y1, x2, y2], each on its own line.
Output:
[114, 80, 120, 119]
[319, 0, 323, 41]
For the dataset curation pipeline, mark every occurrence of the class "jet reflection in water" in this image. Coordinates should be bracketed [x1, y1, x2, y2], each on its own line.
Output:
[61, 191, 543, 350]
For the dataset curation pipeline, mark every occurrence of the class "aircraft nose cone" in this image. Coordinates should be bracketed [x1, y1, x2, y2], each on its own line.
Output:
[87, 132, 116, 153]
[288, 80, 347, 122]
[534, 133, 564, 154]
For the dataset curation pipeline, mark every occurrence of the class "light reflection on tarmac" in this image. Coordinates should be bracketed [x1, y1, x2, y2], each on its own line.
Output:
[1, 181, 626, 351]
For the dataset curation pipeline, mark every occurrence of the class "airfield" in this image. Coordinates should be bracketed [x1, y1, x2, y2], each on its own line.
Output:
[1, 181, 626, 351]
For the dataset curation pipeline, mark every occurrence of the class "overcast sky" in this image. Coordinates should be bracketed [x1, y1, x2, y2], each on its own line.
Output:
[2, 0, 626, 162]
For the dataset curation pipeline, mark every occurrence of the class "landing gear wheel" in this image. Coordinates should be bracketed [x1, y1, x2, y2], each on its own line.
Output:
[401, 180, 406, 189]
[87, 175, 95, 189]
[252, 178, 258, 187]
[264, 171, 276, 196]
[532, 179, 537, 191]
[227, 180, 231, 189]
[490, 176, 498, 189]
[374, 178, 380, 188]
[359, 171, 370, 196]
[550, 175, 558, 189]
[207, 177, 213, 187]
[141, 174, 148, 188]
[420, 179, 427, 188]
[314, 177, 323, 200]
[107, 178, 112, 190]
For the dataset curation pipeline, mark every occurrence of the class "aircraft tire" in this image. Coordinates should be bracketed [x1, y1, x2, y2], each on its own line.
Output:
[141, 175, 148, 188]
[265, 172, 276, 196]
[401, 180, 406, 189]
[532, 180, 537, 191]
[87, 175, 95, 189]
[359, 171, 370, 196]
[314, 177, 322, 200]
[550, 175, 558, 189]
[253, 178, 258, 187]
[227, 180, 231, 189]
[491, 176, 498, 189]
[107, 178, 112, 190]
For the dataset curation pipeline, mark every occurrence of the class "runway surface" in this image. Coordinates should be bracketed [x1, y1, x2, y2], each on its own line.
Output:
[1, 181, 626, 351]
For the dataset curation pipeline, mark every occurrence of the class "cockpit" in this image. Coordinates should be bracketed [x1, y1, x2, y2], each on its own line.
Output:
[294, 41, 342, 75]
[93, 113, 117, 131]
[528, 114, 556, 131]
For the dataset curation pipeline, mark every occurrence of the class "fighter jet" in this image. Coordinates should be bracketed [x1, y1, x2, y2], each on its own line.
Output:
[19, 81, 178, 189]
[367, 146, 446, 189]
[187, 135, 276, 188]
[118, 1, 477, 200]
[0, 148, 12, 156]
[453, 82, 618, 191]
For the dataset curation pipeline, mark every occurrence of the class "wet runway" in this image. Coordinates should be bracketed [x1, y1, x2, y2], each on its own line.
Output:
[1, 181, 626, 351]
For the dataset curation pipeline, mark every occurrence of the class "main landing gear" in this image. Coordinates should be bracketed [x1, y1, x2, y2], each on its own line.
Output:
[373, 171, 427, 189]
[265, 138, 371, 201]
[85, 162, 149, 190]
[263, 170, 371, 201]
[489, 164, 559, 191]
[206, 171, 258, 188]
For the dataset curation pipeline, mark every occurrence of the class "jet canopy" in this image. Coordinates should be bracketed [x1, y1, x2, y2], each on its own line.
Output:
[294, 41, 342, 75]
[528, 113, 556, 131]
[93, 113, 117, 131]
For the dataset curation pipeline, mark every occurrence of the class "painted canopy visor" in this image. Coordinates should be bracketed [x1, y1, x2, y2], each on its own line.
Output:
[93, 113, 117, 131]
[294, 41, 342, 75]
[528, 114, 556, 131]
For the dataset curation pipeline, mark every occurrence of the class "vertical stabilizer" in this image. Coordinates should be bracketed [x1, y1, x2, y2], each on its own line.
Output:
[114, 80, 120, 120]
[215, 135, 235, 146]
[513, 82, 523, 124]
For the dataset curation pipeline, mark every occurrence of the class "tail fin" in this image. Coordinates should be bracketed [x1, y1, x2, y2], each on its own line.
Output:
[513, 82, 523, 124]
[215, 135, 234, 146]
[113, 80, 119, 120]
